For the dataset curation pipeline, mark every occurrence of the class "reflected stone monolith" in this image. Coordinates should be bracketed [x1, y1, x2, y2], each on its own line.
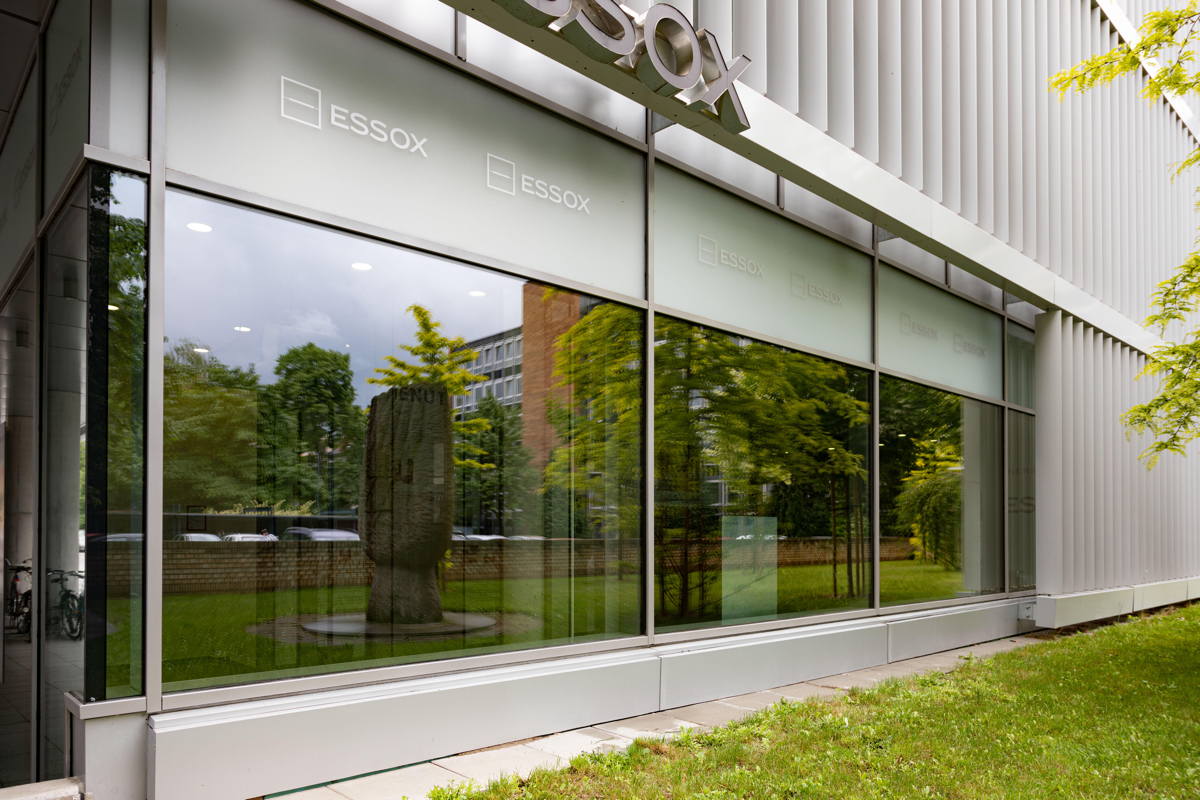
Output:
[362, 384, 452, 625]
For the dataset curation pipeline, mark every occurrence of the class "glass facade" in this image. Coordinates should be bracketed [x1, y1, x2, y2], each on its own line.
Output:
[161, 192, 643, 691]
[1008, 411, 1036, 591]
[654, 318, 872, 631]
[879, 376, 1004, 606]
[0, 0, 1043, 769]
[39, 167, 147, 778]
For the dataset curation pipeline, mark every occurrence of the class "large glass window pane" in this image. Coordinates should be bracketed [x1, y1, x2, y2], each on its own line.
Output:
[878, 266, 1004, 400]
[0, 264, 36, 789]
[166, 0, 646, 299]
[879, 376, 1003, 606]
[654, 317, 872, 632]
[42, 169, 147, 780]
[162, 191, 643, 691]
[653, 165, 872, 364]
[1008, 411, 1035, 591]
[1006, 322, 1035, 408]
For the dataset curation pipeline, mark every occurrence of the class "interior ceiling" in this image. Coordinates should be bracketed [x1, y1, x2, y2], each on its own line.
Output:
[0, 1, 48, 141]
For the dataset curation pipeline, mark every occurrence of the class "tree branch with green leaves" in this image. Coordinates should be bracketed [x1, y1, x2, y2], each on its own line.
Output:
[1051, 1, 1200, 466]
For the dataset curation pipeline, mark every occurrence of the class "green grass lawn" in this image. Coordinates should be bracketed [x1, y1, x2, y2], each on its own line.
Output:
[433, 604, 1200, 800]
[104, 559, 968, 692]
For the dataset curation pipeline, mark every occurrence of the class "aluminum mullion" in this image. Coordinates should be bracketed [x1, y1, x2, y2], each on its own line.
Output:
[871, 237, 881, 610]
[643, 111, 655, 644]
[144, 0, 166, 716]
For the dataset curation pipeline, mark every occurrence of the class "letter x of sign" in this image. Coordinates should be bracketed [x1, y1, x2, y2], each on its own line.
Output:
[492, 0, 752, 133]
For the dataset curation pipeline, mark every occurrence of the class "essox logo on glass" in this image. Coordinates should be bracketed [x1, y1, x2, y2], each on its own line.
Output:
[698, 235, 763, 278]
[485, 0, 752, 133]
[280, 76, 322, 128]
[279, 75, 429, 157]
[486, 153, 593, 214]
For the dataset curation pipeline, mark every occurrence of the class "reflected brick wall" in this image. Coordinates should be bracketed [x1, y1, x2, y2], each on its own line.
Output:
[105, 538, 916, 595]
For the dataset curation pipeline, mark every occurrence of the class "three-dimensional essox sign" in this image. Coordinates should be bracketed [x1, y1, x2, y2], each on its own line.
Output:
[488, 0, 752, 133]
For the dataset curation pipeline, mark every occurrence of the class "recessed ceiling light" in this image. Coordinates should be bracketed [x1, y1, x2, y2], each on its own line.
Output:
[186, 222, 213, 233]
[468, 290, 487, 297]
[233, 325, 251, 333]
[107, 304, 120, 312]
[193, 347, 210, 354]
[351, 262, 373, 271]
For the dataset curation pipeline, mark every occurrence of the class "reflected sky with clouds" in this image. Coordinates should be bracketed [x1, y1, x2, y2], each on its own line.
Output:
[165, 189, 526, 403]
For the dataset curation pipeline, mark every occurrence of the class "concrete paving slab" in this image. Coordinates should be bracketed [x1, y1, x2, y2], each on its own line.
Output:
[0, 778, 82, 800]
[720, 691, 787, 711]
[433, 744, 562, 784]
[593, 712, 698, 741]
[526, 727, 633, 760]
[667, 701, 756, 728]
[896, 652, 964, 672]
[768, 682, 845, 702]
[810, 667, 898, 690]
[330, 763, 465, 800]
[277, 788, 344, 800]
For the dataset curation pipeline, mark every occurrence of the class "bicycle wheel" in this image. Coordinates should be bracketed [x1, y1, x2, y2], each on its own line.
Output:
[61, 592, 83, 640]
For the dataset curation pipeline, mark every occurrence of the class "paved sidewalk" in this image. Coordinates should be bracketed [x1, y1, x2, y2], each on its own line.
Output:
[288, 635, 1040, 800]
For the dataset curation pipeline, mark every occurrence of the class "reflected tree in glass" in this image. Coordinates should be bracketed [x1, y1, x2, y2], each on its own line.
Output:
[653, 317, 871, 629]
[363, 304, 487, 625]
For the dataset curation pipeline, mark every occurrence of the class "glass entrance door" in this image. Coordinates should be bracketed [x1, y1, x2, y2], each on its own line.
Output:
[0, 264, 37, 788]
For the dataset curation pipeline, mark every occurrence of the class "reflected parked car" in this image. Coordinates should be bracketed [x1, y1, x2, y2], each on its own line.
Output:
[175, 533, 221, 542]
[221, 533, 277, 542]
[280, 527, 360, 542]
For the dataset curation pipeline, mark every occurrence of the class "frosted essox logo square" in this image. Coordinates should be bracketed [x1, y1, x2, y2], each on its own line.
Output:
[486, 154, 518, 196]
[280, 76, 322, 129]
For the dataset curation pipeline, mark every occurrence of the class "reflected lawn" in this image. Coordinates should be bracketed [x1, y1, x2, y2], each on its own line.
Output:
[151, 573, 641, 691]
[657, 560, 965, 631]
[106, 561, 972, 693]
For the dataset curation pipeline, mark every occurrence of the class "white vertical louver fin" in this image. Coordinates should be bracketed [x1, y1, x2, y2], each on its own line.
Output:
[733, 0, 768, 95]
[877, 0, 902, 174]
[826, 0, 854, 146]
[766, 0, 800, 114]
[900, 0, 923, 188]
[959, 0, 979, 223]
[920, 0, 941, 200]
[853, 0, 880, 162]
[796, 0, 828, 128]
[939, 0, 960, 212]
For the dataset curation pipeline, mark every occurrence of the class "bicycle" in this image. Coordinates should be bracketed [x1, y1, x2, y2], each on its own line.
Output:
[47, 568, 84, 640]
[4, 558, 32, 636]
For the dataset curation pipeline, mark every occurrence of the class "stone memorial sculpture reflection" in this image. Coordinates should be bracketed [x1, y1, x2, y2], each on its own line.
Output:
[362, 384, 452, 624]
[305, 305, 495, 637]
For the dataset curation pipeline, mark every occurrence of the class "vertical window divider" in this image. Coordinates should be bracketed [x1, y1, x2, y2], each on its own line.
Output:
[643, 109, 656, 644]
[1002, 322, 1011, 595]
[143, 0, 167, 715]
[870, 229, 881, 611]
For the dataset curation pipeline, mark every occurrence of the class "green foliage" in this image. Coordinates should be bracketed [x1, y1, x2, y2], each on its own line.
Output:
[369, 304, 493, 470]
[895, 439, 962, 570]
[456, 395, 537, 537]
[1052, 2, 1200, 465]
[369, 304, 485, 395]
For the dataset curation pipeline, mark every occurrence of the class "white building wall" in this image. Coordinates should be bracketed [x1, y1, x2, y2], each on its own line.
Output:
[1036, 309, 1200, 599]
